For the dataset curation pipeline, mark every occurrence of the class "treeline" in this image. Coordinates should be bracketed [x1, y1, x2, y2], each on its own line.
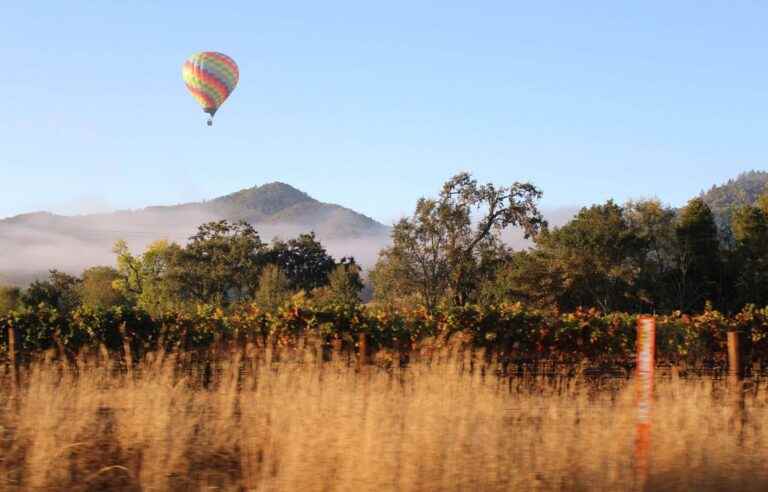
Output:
[0, 221, 364, 319]
[371, 174, 768, 314]
[2, 172, 768, 334]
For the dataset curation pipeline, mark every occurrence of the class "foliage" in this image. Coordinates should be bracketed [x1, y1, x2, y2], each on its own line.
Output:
[265, 232, 337, 292]
[0, 285, 20, 315]
[253, 264, 292, 311]
[624, 199, 679, 309]
[113, 239, 181, 315]
[3, 300, 768, 370]
[674, 198, 721, 311]
[372, 172, 544, 311]
[20, 270, 81, 314]
[9, 173, 768, 351]
[368, 174, 764, 315]
[170, 220, 266, 305]
[534, 200, 642, 312]
[493, 196, 755, 314]
[730, 205, 768, 308]
[700, 170, 768, 235]
[113, 224, 349, 312]
[475, 249, 563, 308]
[313, 261, 364, 308]
[79, 266, 126, 310]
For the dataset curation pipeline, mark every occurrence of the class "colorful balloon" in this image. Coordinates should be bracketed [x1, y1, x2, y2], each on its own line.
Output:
[182, 52, 239, 126]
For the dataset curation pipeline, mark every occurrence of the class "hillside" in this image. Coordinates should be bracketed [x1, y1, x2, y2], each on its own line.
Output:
[0, 183, 390, 283]
[136, 182, 388, 237]
[700, 170, 768, 231]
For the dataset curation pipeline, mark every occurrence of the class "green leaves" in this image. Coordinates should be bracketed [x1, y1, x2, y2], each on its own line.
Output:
[372, 173, 544, 312]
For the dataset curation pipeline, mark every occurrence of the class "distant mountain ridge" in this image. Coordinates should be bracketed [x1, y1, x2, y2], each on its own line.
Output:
[0, 182, 391, 284]
[137, 182, 388, 237]
[1, 182, 388, 239]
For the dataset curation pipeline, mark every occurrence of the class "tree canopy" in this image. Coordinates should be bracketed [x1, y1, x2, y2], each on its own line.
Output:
[371, 172, 544, 311]
[4, 173, 767, 318]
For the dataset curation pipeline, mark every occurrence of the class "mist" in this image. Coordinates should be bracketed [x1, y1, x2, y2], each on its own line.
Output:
[0, 205, 579, 286]
[0, 207, 391, 285]
[499, 205, 580, 249]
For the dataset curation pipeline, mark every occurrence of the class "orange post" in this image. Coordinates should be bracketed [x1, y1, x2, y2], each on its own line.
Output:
[634, 315, 655, 485]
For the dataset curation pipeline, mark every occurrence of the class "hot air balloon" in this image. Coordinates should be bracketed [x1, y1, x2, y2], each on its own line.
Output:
[182, 52, 239, 126]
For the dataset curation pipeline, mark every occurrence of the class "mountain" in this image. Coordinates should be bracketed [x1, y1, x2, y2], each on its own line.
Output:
[142, 182, 388, 238]
[700, 170, 768, 232]
[0, 183, 391, 284]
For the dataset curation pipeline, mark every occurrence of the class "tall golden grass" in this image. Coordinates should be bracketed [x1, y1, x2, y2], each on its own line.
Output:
[1, 343, 767, 491]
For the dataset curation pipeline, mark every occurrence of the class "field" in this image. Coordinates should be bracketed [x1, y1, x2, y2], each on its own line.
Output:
[1, 342, 767, 491]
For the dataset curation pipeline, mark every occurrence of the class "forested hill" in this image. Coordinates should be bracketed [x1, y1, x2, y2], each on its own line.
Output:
[700, 170, 768, 231]
[1, 182, 388, 238]
[144, 182, 388, 238]
[0, 182, 390, 284]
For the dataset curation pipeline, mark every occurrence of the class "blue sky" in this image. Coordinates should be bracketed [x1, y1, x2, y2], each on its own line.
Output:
[2, 1, 767, 224]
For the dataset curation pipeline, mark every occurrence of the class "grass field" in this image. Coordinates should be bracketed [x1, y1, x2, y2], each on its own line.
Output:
[1, 343, 767, 491]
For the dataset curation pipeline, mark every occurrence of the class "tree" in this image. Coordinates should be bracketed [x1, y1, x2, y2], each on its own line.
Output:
[113, 224, 349, 311]
[624, 199, 678, 311]
[21, 270, 81, 314]
[0, 285, 20, 315]
[113, 239, 182, 315]
[314, 261, 364, 307]
[756, 188, 768, 217]
[254, 264, 291, 311]
[730, 205, 768, 306]
[732, 205, 768, 247]
[79, 266, 126, 310]
[266, 233, 337, 292]
[171, 220, 266, 305]
[113, 239, 145, 298]
[524, 201, 644, 312]
[476, 248, 565, 308]
[673, 198, 722, 311]
[368, 250, 422, 308]
[372, 172, 544, 311]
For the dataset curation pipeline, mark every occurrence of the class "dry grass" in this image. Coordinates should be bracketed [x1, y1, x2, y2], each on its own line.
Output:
[1, 343, 768, 491]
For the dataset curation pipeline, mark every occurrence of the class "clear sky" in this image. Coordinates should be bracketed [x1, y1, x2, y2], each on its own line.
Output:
[2, 1, 767, 224]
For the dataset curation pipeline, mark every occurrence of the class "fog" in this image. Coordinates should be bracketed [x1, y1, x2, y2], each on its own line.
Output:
[0, 206, 578, 286]
[0, 208, 391, 285]
[499, 205, 579, 249]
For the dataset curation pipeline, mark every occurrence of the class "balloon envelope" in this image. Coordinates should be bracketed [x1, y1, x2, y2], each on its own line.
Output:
[182, 52, 239, 117]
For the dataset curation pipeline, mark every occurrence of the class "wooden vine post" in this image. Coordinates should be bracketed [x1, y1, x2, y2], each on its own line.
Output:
[52, 329, 68, 369]
[331, 337, 342, 362]
[727, 330, 744, 382]
[118, 322, 133, 375]
[726, 329, 748, 436]
[357, 332, 368, 369]
[7, 321, 17, 393]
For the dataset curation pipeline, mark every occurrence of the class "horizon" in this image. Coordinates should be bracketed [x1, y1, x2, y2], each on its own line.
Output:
[0, 172, 758, 226]
[3, 2, 768, 224]
[0, 178, 582, 224]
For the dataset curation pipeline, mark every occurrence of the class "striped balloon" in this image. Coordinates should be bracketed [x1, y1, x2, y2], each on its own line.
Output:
[182, 52, 239, 124]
